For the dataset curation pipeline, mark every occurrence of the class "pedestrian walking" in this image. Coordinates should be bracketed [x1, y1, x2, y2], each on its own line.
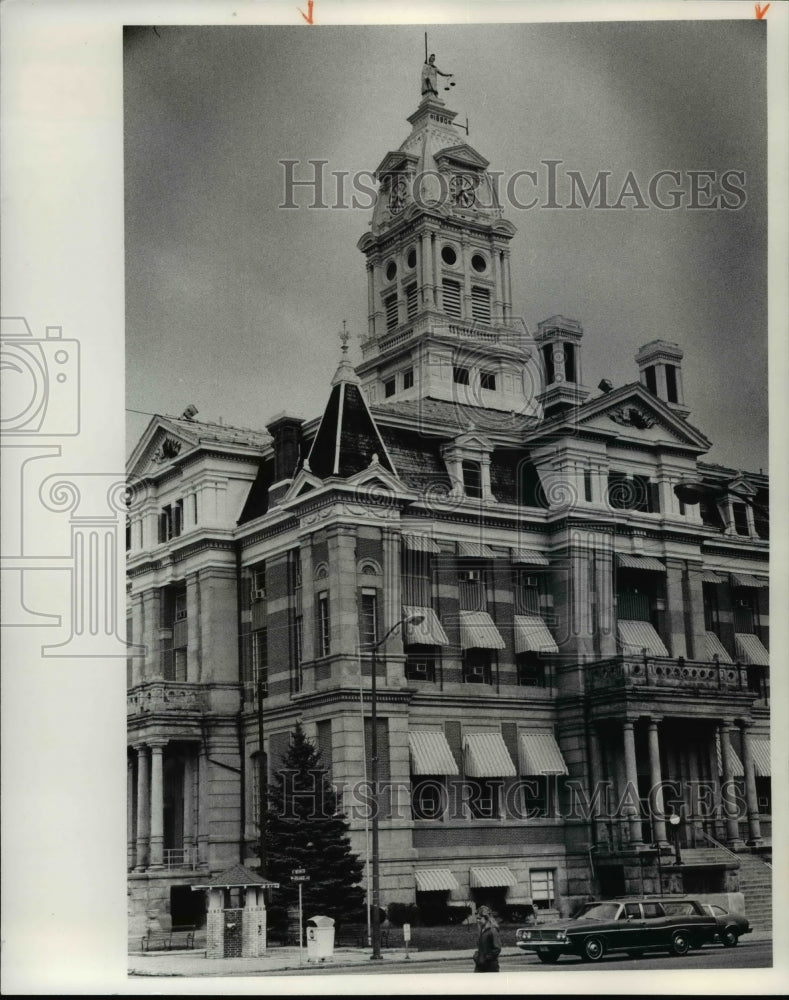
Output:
[472, 905, 501, 973]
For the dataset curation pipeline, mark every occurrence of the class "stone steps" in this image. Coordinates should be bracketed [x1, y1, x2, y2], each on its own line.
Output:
[736, 853, 772, 933]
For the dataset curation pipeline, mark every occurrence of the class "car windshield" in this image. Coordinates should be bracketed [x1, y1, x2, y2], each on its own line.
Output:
[577, 903, 621, 921]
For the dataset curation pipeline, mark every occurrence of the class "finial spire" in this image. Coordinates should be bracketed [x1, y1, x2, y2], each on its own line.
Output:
[340, 320, 350, 355]
[421, 45, 455, 100]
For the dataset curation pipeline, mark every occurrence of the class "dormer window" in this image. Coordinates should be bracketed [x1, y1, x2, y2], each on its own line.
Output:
[732, 502, 749, 536]
[480, 371, 496, 391]
[442, 430, 495, 503]
[159, 498, 184, 542]
[384, 377, 396, 398]
[453, 365, 469, 385]
[462, 460, 482, 499]
[403, 368, 414, 390]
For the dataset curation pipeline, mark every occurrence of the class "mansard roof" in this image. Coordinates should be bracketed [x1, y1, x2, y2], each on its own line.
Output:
[372, 398, 538, 438]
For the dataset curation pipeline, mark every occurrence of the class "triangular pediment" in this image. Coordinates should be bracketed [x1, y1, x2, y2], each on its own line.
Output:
[727, 475, 758, 498]
[284, 465, 325, 502]
[344, 459, 404, 495]
[434, 143, 490, 171]
[531, 383, 711, 453]
[127, 417, 201, 478]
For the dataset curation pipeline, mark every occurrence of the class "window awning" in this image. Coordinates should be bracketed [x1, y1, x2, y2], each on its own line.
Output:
[457, 541, 495, 559]
[616, 554, 666, 572]
[458, 611, 506, 650]
[734, 633, 769, 666]
[401, 532, 440, 554]
[716, 732, 745, 778]
[415, 869, 459, 892]
[750, 739, 771, 777]
[511, 548, 550, 566]
[617, 620, 669, 657]
[470, 866, 518, 888]
[519, 732, 568, 775]
[409, 731, 459, 776]
[463, 732, 517, 778]
[513, 615, 559, 654]
[705, 632, 733, 664]
[701, 570, 726, 585]
[403, 606, 450, 646]
[730, 573, 768, 589]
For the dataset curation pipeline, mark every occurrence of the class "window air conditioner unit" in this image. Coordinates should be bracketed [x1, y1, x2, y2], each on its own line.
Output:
[252, 589, 266, 603]
[461, 570, 480, 582]
[523, 576, 539, 588]
[758, 797, 769, 809]
[411, 662, 429, 677]
[174, 609, 187, 622]
[468, 664, 486, 679]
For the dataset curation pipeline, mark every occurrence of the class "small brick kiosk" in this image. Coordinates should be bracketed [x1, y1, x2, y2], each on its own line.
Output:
[192, 864, 279, 958]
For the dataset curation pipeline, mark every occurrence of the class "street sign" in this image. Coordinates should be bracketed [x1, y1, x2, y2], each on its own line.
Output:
[292, 876, 310, 882]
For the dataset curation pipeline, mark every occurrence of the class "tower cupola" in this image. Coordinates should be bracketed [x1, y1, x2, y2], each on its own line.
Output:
[534, 315, 589, 417]
[636, 340, 688, 415]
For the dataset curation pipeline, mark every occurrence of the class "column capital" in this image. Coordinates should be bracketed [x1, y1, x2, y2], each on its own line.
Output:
[148, 738, 168, 750]
[737, 718, 754, 730]
[645, 716, 664, 726]
[718, 718, 735, 732]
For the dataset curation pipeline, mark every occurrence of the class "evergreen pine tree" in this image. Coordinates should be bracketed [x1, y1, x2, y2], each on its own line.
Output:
[262, 722, 366, 933]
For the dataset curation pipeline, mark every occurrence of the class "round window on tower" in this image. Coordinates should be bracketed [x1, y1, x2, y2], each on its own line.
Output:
[441, 245, 457, 266]
[407, 248, 417, 269]
[386, 261, 397, 282]
[471, 253, 487, 273]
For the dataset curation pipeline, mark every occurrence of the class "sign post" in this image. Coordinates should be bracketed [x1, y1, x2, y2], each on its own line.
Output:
[291, 868, 310, 965]
[403, 921, 411, 960]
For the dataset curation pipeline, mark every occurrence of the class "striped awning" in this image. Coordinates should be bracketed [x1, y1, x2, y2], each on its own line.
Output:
[701, 571, 726, 585]
[457, 541, 495, 559]
[716, 732, 745, 778]
[750, 739, 771, 777]
[409, 731, 459, 776]
[705, 631, 733, 664]
[511, 548, 550, 566]
[470, 866, 518, 889]
[734, 633, 769, 666]
[617, 620, 669, 657]
[464, 732, 517, 778]
[519, 732, 568, 775]
[616, 554, 666, 572]
[730, 573, 768, 589]
[415, 869, 459, 892]
[401, 532, 440, 554]
[403, 606, 450, 646]
[458, 611, 506, 650]
[513, 615, 559, 654]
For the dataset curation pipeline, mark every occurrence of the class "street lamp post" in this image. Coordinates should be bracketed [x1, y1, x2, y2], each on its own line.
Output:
[368, 613, 423, 960]
[668, 812, 682, 868]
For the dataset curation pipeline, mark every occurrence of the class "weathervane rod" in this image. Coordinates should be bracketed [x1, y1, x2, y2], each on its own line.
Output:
[424, 32, 428, 63]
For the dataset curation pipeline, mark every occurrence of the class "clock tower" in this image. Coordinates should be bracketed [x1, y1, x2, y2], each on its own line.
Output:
[356, 65, 537, 417]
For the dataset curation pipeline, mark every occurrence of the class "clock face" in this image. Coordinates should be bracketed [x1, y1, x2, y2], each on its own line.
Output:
[450, 173, 477, 208]
[389, 176, 408, 214]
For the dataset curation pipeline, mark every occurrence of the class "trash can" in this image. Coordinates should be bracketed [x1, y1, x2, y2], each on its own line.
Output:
[306, 915, 335, 961]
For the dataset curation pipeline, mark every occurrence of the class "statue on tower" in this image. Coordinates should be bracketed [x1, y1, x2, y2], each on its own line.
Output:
[421, 53, 453, 98]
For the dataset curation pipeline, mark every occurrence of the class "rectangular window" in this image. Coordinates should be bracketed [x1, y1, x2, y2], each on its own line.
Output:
[480, 370, 496, 391]
[732, 502, 749, 536]
[318, 592, 330, 656]
[665, 364, 678, 403]
[617, 586, 652, 622]
[191, 493, 198, 526]
[468, 777, 500, 819]
[563, 343, 576, 382]
[174, 591, 187, 622]
[406, 282, 418, 321]
[252, 629, 268, 691]
[542, 344, 555, 384]
[405, 645, 438, 682]
[461, 459, 482, 498]
[159, 501, 184, 542]
[316, 719, 332, 777]
[645, 365, 657, 396]
[384, 377, 396, 398]
[172, 647, 187, 683]
[126, 518, 132, 552]
[521, 775, 549, 816]
[703, 582, 720, 634]
[530, 869, 556, 910]
[412, 775, 445, 820]
[459, 569, 486, 611]
[360, 590, 378, 649]
[516, 653, 547, 687]
[174, 498, 184, 537]
[453, 365, 470, 385]
[515, 571, 541, 615]
[442, 279, 462, 319]
[401, 548, 432, 606]
[471, 285, 491, 325]
[402, 367, 414, 390]
[385, 293, 399, 332]
[463, 648, 492, 684]
[252, 566, 266, 602]
[584, 470, 593, 503]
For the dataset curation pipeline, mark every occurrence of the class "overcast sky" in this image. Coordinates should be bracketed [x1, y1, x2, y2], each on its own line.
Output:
[124, 19, 767, 472]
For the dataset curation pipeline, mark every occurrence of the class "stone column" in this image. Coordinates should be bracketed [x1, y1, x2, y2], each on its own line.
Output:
[502, 250, 512, 321]
[460, 235, 472, 321]
[622, 721, 643, 845]
[366, 262, 375, 338]
[127, 755, 136, 870]
[149, 740, 166, 868]
[594, 533, 616, 657]
[242, 886, 266, 957]
[197, 742, 209, 865]
[134, 745, 150, 870]
[183, 751, 196, 862]
[186, 572, 200, 683]
[646, 718, 668, 846]
[588, 723, 607, 842]
[492, 247, 504, 319]
[206, 887, 224, 959]
[141, 589, 160, 681]
[432, 234, 442, 311]
[739, 723, 763, 845]
[421, 231, 432, 308]
[719, 722, 744, 848]
[684, 564, 707, 661]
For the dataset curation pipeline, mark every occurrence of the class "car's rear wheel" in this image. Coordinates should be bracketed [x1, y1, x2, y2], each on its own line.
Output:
[582, 936, 605, 962]
[721, 928, 739, 948]
[671, 930, 690, 956]
[536, 952, 560, 964]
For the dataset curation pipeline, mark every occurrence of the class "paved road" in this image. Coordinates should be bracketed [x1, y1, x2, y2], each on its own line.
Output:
[274, 939, 772, 976]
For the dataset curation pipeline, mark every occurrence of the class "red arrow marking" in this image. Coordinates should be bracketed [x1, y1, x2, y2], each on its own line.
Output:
[755, 3, 769, 18]
[298, 0, 314, 24]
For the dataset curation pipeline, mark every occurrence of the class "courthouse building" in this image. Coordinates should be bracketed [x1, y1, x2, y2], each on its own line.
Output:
[126, 66, 771, 935]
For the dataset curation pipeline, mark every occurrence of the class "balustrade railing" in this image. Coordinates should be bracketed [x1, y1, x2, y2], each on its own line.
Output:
[585, 654, 749, 694]
[163, 847, 198, 870]
[127, 681, 206, 715]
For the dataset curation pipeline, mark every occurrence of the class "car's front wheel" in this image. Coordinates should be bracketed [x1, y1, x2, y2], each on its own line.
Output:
[671, 930, 690, 956]
[536, 952, 560, 964]
[582, 936, 605, 962]
[721, 928, 739, 948]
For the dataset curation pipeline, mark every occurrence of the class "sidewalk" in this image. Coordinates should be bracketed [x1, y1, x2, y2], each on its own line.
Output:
[129, 944, 500, 977]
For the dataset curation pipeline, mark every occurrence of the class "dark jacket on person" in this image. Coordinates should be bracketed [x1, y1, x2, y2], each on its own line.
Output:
[473, 925, 501, 972]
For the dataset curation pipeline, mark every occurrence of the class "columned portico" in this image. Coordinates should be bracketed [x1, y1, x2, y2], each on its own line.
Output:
[149, 739, 167, 868]
[719, 720, 745, 849]
[646, 717, 668, 846]
[622, 721, 643, 845]
[739, 722, 763, 846]
[134, 744, 150, 871]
